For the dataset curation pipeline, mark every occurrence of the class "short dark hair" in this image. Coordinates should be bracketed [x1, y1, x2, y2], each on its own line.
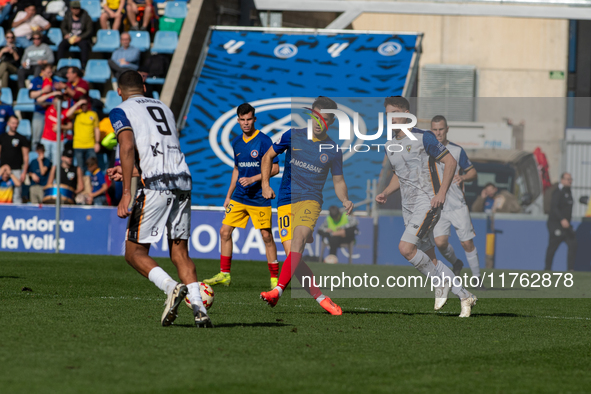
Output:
[312, 96, 338, 111]
[68, 66, 83, 78]
[8, 115, 18, 123]
[483, 182, 496, 189]
[431, 115, 448, 128]
[86, 157, 98, 167]
[41, 64, 53, 72]
[118, 70, 145, 91]
[237, 103, 255, 117]
[384, 96, 410, 111]
[35, 144, 45, 151]
[328, 205, 340, 218]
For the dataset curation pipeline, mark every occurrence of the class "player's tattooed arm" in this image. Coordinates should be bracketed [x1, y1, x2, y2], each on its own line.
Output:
[333, 175, 353, 215]
[261, 146, 278, 200]
[375, 172, 400, 204]
[224, 166, 239, 209]
[432, 153, 457, 208]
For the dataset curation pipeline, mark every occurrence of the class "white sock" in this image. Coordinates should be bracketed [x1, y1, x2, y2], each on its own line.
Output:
[148, 267, 177, 295]
[316, 294, 326, 304]
[465, 248, 480, 278]
[187, 282, 207, 314]
[408, 249, 438, 278]
[441, 244, 458, 264]
[435, 261, 470, 299]
[274, 286, 283, 297]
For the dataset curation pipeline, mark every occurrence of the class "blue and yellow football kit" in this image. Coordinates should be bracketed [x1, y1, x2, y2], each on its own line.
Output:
[223, 130, 279, 229]
[272, 128, 343, 242]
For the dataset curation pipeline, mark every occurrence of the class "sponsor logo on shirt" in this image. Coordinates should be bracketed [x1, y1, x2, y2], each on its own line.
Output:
[113, 120, 123, 130]
[290, 158, 323, 174]
[250, 150, 259, 158]
[238, 162, 259, 168]
[319, 153, 328, 163]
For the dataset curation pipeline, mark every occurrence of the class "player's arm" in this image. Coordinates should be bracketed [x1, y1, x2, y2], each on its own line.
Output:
[376, 171, 400, 205]
[332, 174, 353, 215]
[454, 148, 477, 184]
[107, 165, 139, 181]
[423, 131, 456, 208]
[261, 146, 278, 199]
[110, 108, 135, 218]
[224, 166, 239, 209]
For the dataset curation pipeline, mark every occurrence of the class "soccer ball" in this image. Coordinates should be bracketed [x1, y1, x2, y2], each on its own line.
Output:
[324, 254, 339, 264]
[184, 282, 215, 310]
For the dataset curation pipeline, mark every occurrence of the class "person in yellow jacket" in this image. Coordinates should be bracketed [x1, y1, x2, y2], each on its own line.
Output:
[317, 205, 358, 257]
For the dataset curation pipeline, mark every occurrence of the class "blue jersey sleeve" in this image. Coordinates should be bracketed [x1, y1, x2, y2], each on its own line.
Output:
[109, 108, 132, 135]
[423, 130, 449, 160]
[231, 137, 240, 167]
[458, 147, 474, 171]
[273, 130, 291, 154]
[330, 149, 343, 176]
[261, 136, 279, 163]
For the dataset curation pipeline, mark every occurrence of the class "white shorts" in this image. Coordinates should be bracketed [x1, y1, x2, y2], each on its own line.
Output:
[401, 202, 441, 252]
[433, 206, 476, 242]
[126, 188, 191, 244]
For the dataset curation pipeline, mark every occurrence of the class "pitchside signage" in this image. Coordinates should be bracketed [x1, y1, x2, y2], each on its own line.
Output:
[180, 28, 421, 207]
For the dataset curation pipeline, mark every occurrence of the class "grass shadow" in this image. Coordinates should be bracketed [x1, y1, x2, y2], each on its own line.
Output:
[0, 275, 21, 279]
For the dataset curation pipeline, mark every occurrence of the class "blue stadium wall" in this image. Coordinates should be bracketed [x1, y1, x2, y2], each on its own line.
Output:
[179, 27, 421, 207]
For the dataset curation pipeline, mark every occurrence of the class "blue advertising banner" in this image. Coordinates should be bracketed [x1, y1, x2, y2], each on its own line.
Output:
[180, 27, 421, 207]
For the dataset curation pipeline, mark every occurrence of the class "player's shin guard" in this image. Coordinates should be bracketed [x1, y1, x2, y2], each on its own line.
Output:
[294, 260, 323, 300]
[220, 255, 232, 273]
[441, 244, 458, 264]
[148, 267, 177, 294]
[435, 261, 471, 299]
[277, 252, 302, 290]
[465, 248, 480, 278]
[408, 250, 438, 278]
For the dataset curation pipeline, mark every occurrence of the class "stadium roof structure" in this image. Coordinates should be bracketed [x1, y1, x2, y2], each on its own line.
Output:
[255, 0, 591, 27]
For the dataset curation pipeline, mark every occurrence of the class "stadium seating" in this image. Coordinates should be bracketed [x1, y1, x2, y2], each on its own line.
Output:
[47, 28, 63, 52]
[145, 77, 165, 85]
[0, 27, 5, 47]
[14, 88, 35, 112]
[89, 89, 101, 101]
[104, 90, 122, 113]
[56, 58, 82, 71]
[84, 60, 111, 83]
[151, 31, 178, 54]
[80, 0, 101, 22]
[129, 31, 151, 52]
[1, 87, 13, 105]
[164, 1, 188, 19]
[92, 30, 120, 53]
[17, 119, 31, 139]
[152, 91, 160, 100]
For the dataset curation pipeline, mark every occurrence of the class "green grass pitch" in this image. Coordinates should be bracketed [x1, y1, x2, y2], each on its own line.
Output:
[1, 252, 590, 393]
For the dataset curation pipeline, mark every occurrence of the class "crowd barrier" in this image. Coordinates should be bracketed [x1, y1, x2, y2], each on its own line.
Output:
[0, 205, 587, 271]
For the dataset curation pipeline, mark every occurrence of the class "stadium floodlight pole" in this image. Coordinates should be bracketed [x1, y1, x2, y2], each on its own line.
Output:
[55, 97, 62, 254]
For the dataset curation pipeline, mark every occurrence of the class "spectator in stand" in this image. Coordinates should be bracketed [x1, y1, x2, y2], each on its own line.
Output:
[57, 1, 93, 69]
[66, 98, 100, 172]
[471, 182, 522, 213]
[27, 143, 51, 204]
[18, 32, 54, 89]
[0, 164, 21, 203]
[0, 0, 17, 25]
[0, 89, 15, 134]
[100, 0, 125, 31]
[11, 4, 50, 48]
[127, 0, 154, 31]
[0, 116, 29, 203]
[29, 64, 54, 147]
[84, 156, 107, 205]
[38, 93, 72, 164]
[0, 30, 23, 87]
[317, 205, 359, 259]
[46, 147, 84, 201]
[62, 66, 89, 105]
[108, 32, 140, 78]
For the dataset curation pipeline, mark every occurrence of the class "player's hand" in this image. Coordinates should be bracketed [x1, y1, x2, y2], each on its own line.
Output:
[375, 192, 387, 204]
[453, 174, 464, 185]
[118, 193, 132, 218]
[223, 197, 231, 210]
[94, 142, 101, 153]
[262, 184, 275, 199]
[343, 200, 353, 215]
[238, 176, 255, 187]
[431, 193, 445, 208]
[107, 166, 122, 181]
[561, 218, 570, 229]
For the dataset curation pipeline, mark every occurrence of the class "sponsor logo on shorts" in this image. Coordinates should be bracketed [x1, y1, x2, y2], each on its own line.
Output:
[281, 229, 288, 237]
[259, 212, 265, 217]
[304, 209, 311, 214]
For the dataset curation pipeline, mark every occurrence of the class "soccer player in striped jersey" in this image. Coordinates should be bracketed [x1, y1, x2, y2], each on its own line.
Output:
[430, 115, 483, 286]
[203, 103, 280, 288]
[259, 96, 353, 315]
[375, 96, 477, 317]
[108, 70, 212, 328]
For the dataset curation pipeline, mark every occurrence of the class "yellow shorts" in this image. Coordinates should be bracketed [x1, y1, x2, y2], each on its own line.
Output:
[222, 200, 272, 229]
[292, 200, 322, 232]
[277, 204, 292, 243]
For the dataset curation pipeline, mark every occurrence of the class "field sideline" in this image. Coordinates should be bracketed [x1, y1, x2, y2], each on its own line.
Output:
[1, 252, 590, 393]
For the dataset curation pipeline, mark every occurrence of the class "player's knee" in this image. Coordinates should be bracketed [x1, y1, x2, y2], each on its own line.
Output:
[461, 240, 475, 252]
[435, 238, 448, 250]
[219, 226, 233, 241]
[399, 242, 415, 260]
[261, 229, 274, 244]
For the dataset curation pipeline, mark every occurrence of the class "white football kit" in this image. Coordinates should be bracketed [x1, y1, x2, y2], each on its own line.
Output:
[110, 95, 192, 244]
[432, 142, 476, 242]
[384, 128, 449, 251]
